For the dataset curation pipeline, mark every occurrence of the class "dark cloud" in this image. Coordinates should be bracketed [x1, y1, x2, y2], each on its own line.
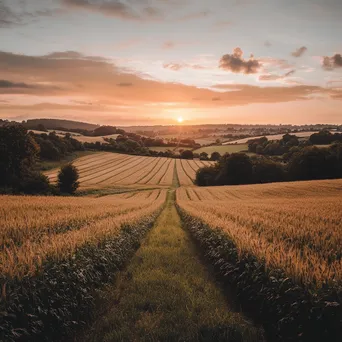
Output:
[117, 82, 133, 87]
[219, 48, 261, 74]
[259, 70, 295, 81]
[0, 2, 64, 27]
[0, 80, 32, 88]
[264, 41, 272, 47]
[291, 46, 307, 57]
[212, 97, 221, 101]
[62, 0, 161, 20]
[322, 54, 342, 70]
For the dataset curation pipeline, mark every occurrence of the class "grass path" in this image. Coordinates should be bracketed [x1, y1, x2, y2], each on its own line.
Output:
[81, 190, 262, 341]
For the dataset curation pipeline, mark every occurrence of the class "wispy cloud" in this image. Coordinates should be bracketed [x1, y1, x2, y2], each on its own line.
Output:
[62, 0, 161, 20]
[291, 46, 308, 58]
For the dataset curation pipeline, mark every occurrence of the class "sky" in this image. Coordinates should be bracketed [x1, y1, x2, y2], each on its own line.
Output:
[0, 0, 342, 126]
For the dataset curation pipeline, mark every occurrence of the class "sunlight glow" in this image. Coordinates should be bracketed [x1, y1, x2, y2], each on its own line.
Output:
[177, 116, 184, 123]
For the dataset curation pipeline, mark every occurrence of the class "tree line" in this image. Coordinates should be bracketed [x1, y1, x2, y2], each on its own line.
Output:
[196, 143, 342, 186]
[0, 124, 80, 195]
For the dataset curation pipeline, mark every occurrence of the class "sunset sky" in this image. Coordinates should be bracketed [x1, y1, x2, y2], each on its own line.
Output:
[0, 0, 342, 126]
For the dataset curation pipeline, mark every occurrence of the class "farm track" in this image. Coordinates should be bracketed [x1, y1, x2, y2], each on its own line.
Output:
[80, 190, 263, 342]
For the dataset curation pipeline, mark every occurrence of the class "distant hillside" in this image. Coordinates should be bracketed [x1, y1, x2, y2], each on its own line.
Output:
[24, 119, 99, 131]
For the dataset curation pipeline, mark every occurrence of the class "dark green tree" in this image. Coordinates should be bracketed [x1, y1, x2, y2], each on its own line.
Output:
[210, 151, 221, 161]
[180, 150, 194, 159]
[217, 153, 253, 185]
[0, 124, 40, 187]
[58, 164, 79, 194]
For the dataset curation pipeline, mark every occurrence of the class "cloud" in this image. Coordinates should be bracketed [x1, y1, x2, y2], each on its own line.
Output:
[213, 20, 231, 29]
[259, 70, 295, 81]
[322, 54, 342, 70]
[163, 62, 208, 71]
[178, 10, 210, 21]
[0, 80, 32, 88]
[264, 41, 272, 47]
[0, 2, 64, 27]
[62, 0, 161, 20]
[162, 41, 176, 49]
[259, 57, 294, 70]
[117, 82, 133, 87]
[291, 46, 308, 57]
[219, 48, 262, 74]
[0, 50, 340, 119]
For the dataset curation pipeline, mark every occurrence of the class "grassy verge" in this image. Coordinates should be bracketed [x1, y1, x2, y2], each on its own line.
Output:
[80, 192, 263, 341]
[0, 215, 159, 342]
[35, 151, 96, 172]
[177, 209, 342, 342]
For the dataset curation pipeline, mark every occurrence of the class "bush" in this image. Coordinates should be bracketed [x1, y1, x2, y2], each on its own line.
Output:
[18, 172, 52, 194]
[58, 164, 79, 194]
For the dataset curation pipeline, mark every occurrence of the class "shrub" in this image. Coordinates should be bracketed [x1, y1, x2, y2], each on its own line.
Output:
[58, 164, 79, 194]
[18, 172, 52, 194]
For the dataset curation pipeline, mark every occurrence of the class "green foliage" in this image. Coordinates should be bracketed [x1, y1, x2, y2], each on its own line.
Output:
[58, 164, 79, 194]
[210, 151, 221, 161]
[217, 153, 253, 185]
[180, 150, 194, 159]
[0, 124, 40, 187]
[196, 144, 342, 187]
[195, 166, 219, 186]
[33, 132, 84, 161]
[288, 146, 342, 180]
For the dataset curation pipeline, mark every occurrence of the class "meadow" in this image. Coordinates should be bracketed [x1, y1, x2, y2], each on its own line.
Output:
[194, 143, 249, 156]
[45, 152, 214, 187]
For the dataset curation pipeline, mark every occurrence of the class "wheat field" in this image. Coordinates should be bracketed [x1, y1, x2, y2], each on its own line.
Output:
[177, 179, 342, 289]
[45, 152, 214, 188]
[0, 190, 166, 279]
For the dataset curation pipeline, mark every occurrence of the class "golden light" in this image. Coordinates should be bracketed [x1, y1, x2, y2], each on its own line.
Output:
[177, 116, 184, 123]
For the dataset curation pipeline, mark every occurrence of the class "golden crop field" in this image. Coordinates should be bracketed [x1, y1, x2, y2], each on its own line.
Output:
[0, 189, 166, 279]
[177, 179, 342, 289]
[45, 152, 214, 188]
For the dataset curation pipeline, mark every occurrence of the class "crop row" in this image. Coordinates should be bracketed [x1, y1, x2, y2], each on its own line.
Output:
[46, 152, 213, 188]
[0, 190, 166, 341]
[0, 190, 166, 279]
[176, 180, 342, 341]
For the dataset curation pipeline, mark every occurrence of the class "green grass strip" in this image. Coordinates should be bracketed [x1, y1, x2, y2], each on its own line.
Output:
[82, 192, 263, 342]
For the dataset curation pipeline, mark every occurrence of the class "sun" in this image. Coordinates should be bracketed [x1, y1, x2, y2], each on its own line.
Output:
[177, 116, 184, 123]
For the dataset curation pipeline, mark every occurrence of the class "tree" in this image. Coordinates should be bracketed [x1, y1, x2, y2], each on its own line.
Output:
[58, 164, 79, 194]
[217, 153, 253, 185]
[195, 166, 219, 186]
[252, 157, 285, 183]
[180, 150, 194, 159]
[199, 152, 209, 160]
[0, 124, 40, 187]
[210, 151, 221, 161]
